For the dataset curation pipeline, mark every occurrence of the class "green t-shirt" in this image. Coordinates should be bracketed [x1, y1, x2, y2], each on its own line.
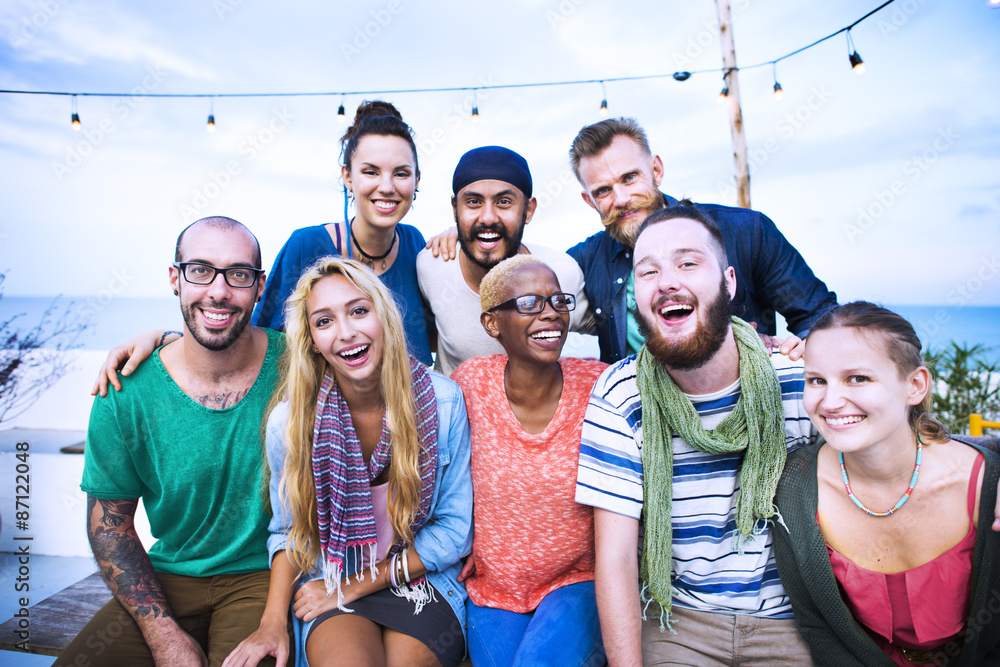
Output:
[82, 328, 285, 577]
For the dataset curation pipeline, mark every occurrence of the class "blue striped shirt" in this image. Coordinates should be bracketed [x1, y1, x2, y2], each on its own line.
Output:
[575, 352, 815, 617]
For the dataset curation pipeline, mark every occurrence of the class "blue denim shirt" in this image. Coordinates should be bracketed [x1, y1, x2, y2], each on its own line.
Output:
[265, 372, 473, 666]
[567, 194, 838, 364]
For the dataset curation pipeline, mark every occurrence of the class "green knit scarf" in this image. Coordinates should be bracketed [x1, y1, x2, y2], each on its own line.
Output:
[635, 316, 786, 626]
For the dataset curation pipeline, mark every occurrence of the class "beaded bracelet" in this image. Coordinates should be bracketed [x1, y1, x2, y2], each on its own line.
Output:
[401, 547, 411, 584]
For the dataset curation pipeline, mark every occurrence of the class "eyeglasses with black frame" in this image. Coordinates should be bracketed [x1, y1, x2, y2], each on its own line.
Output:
[172, 262, 263, 289]
[489, 293, 576, 314]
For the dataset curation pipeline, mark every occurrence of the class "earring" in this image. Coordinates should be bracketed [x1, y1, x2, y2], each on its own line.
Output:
[311, 345, 319, 353]
[256, 297, 261, 303]
[173, 290, 179, 296]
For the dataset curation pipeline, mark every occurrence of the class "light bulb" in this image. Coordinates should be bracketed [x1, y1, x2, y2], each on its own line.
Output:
[849, 51, 865, 76]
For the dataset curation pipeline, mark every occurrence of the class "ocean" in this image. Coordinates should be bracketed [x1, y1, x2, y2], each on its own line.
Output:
[1, 296, 998, 364]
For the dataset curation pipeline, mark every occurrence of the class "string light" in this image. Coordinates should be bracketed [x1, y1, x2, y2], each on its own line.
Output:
[206, 97, 215, 132]
[70, 95, 80, 130]
[772, 63, 784, 101]
[471, 89, 479, 122]
[599, 81, 608, 116]
[847, 29, 866, 76]
[718, 78, 729, 103]
[2, 1, 895, 121]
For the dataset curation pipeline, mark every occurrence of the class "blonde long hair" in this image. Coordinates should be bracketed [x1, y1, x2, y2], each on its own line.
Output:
[269, 257, 426, 574]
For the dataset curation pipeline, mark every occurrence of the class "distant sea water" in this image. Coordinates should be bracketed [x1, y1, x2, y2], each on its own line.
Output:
[2, 296, 998, 364]
[1, 296, 182, 351]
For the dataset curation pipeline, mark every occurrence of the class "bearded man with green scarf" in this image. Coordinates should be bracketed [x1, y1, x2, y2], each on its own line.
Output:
[575, 201, 819, 666]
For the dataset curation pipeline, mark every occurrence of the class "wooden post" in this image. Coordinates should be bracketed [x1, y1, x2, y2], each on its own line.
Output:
[716, 0, 751, 209]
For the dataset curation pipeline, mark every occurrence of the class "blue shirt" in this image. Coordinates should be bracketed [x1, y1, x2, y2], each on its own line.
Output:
[252, 223, 433, 365]
[567, 194, 838, 364]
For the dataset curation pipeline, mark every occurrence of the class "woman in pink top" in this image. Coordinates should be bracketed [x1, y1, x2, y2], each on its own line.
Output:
[773, 301, 1000, 666]
[451, 255, 607, 667]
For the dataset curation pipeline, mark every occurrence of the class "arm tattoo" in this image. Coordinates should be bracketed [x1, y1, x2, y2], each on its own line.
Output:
[87, 496, 173, 621]
[195, 387, 250, 409]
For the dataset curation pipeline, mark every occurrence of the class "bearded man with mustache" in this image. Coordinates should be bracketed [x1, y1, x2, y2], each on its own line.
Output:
[417, 146, 594, 376]
[567, 117, 837, 365]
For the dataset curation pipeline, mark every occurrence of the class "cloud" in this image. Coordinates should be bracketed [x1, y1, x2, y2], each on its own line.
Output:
[3, 3, 215, 81]
[959, 204, 993, 218]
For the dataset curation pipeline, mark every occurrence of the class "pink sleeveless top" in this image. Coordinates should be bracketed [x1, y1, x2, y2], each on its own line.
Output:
[826, 453, 984, 666]
[360, 482, 394, 571]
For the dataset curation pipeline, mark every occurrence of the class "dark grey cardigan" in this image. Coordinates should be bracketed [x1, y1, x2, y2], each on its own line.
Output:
[773, 441, 1000, 666]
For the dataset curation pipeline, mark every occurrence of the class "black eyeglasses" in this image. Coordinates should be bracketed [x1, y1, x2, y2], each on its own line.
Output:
[489, 293, 576, 314]
[173, 262, 263, 289]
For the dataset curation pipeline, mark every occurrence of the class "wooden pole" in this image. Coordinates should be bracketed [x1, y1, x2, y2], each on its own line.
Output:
[715, 0, 751, 209]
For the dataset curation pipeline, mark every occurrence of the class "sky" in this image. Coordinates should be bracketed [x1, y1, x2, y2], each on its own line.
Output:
[1, 0, 998, 309]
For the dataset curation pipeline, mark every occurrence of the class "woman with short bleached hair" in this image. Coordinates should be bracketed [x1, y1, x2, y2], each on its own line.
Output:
[451, 254, 607, 666]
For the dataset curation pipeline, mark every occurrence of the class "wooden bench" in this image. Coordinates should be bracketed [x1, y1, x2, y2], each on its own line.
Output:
[0, 572, 474, 665]
[0, 572, 107, 657]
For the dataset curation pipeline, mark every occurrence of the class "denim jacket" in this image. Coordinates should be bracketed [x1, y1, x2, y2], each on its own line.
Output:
[265, 372, 474, 666]
[567, 193, 838, 364]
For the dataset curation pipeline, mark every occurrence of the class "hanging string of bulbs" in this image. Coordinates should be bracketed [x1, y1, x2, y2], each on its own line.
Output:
[0, 0, 894, 132]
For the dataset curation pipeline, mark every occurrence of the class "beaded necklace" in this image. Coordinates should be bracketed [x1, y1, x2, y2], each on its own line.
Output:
[839, 434, 923, 517]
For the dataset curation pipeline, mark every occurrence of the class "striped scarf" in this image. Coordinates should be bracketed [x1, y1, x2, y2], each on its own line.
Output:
[312, 356, 438, 611]
[636, 317, 786, 628]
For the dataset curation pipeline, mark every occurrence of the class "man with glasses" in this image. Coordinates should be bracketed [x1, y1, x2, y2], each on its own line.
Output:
[57, 216, 285, 666]
[416, 145, 592, 375]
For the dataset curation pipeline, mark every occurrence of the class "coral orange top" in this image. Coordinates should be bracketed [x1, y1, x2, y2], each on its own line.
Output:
[827, 453, 984, 666]
[451, 355, 606, 613]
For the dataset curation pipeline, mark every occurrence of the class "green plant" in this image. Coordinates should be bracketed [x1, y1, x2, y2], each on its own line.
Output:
[923, 342, 1000, 435]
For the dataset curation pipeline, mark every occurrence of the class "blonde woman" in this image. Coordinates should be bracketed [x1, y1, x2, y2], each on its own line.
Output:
[226, 257, 472, 667]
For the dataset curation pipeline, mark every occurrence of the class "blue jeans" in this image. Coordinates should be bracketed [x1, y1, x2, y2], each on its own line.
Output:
[466, 580, 605, 667]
